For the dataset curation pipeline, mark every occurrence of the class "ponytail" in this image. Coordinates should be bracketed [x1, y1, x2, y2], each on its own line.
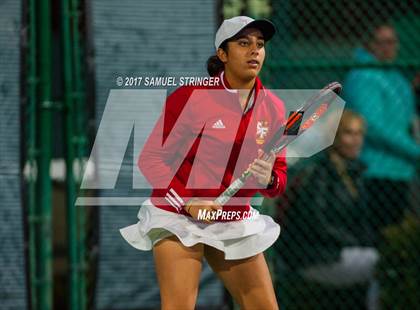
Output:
[206, 40, 228, 77]
[207, 55, 225, 77]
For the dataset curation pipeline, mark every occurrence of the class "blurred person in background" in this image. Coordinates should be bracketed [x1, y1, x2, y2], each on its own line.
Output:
[343, 23, 420, 246]
[276, 110, 378, 309]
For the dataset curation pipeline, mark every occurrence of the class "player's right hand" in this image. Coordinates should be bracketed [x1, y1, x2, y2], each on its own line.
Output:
[184, 199, 222, 223]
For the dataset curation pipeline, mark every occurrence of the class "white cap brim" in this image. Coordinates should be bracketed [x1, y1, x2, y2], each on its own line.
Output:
[215, 18, 276, 50]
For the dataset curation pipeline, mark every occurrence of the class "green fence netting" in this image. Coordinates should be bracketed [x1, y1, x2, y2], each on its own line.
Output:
[256, 1, 420, 309]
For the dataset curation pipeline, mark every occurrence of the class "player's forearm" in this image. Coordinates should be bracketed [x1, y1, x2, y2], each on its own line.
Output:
[259, 169, 287, 198]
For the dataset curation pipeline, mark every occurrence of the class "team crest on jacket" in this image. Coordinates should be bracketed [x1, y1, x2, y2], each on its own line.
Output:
[256, 121, 269, 145]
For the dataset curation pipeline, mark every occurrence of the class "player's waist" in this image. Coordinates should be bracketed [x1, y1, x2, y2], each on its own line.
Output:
[149, 189, 254, 208]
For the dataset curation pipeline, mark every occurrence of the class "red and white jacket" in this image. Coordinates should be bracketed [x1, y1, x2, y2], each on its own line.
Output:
[138, 71, 287, 221]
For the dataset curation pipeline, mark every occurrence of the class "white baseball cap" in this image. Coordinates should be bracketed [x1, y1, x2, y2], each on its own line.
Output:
[215, 16, 276, 50]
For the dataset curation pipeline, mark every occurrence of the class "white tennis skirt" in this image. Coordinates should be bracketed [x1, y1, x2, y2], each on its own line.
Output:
[119, 199, 280, 260]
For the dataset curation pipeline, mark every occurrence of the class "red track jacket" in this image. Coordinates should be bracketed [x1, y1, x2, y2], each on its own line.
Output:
[138, 71, 287, 221]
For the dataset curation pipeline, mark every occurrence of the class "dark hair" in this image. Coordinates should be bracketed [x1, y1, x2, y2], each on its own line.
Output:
[207, 40, 229, 77]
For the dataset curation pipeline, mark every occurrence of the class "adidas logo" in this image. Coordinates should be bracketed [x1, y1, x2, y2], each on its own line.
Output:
[212, 119, 225, 129]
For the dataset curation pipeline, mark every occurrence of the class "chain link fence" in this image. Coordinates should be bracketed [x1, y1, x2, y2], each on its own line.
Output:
[253, 0, 420, 308]
[15, 0, 420, 308]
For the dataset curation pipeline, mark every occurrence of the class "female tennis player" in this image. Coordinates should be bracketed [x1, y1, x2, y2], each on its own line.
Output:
[120, 16, 287, 309]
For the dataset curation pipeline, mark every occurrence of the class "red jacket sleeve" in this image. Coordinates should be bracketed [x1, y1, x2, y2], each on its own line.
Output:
[138, 86, 195, 211]
[258, 153, 287, 198]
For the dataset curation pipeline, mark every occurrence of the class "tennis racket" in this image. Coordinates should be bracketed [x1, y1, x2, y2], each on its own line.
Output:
[214, 81, 342, 206]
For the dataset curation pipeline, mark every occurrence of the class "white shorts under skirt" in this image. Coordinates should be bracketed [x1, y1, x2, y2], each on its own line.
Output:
[119, 199, 281, 260]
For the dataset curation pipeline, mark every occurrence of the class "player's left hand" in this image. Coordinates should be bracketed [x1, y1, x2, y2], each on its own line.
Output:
[248, 149, 276, 187]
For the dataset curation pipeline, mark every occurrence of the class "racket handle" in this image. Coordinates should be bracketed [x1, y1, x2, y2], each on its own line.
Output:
[215, 151, 272, 205]
[214, 171, 251, 206]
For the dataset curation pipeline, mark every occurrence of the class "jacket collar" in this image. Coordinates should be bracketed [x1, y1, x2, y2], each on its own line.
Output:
[217, 71, 267, 111]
